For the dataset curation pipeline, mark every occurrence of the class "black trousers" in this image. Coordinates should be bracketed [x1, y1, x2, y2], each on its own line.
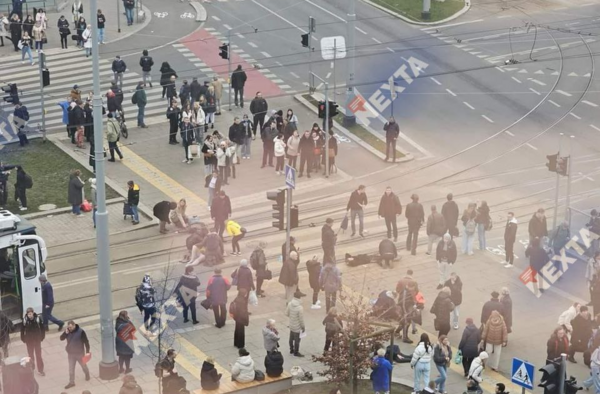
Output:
[234, 321, 245, 348]
[462, 356, 475, 376]
[385, 216, 398, 239]
[26, 342, 43, 373]
[406, 224, 420, 255]
[118, 355, 131, 371]
[325, 291, 336, 313]
[60, 33, 68, 48]
[262, 142, 274, 166]
[16, 187, 26, 208]
[299, 154, 311, 176]
[234, 87, 244, 107]
[289, 331, 301, 354]
[213, 303, 227, 327]
[169, 122, 178, 142]
[232, 234, 244, 253]
[252, 114, 264, 135]
[505, 239, 515, 264]
[323, 246, 336, 265]
[108, 141, 122, 160]
[215, 219, 226, 239]
[257, 272, 265, 294]
[182, 298, 197, 322]
[385, 139, 397, 161]
[0, 181, 7, 206]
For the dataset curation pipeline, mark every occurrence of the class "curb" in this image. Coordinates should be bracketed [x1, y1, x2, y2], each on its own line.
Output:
[190, 1, 208, 22]
[105, 5, 153, 45]
[361, 0, 471, 26]
[294, 94, 413, 163]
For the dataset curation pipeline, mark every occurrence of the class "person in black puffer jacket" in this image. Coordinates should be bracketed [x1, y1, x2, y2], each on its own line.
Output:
[160, 62, 178, 99]
[430, 287, 455, 337]
[200, 357, 222, 390]
[139, 49, 154, 87]
[21, 307, 44, 376]
[378, 239, 397, 269]
[265, 349, 283, 377]
[175, 266, 201, 324]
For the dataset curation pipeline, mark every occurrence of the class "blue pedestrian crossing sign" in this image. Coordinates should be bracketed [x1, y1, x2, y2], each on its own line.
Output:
[285, 165, 296, 189]
[511, 358, 534, 390]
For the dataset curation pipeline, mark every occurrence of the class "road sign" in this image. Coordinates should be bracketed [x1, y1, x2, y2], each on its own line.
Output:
[389, 77, 397, 100]
[511, 358, 535, 390]
[321, 36, 346, 60]
[285, 165, 296, 189]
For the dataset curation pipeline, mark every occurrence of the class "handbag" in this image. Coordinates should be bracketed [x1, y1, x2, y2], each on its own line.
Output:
[313, 147, 321, 156]
[263, 269, 273, 280]
[249, 290, 258, 306]
[454, 350, 463, 365]
[200, 298, 212, 310]
[254, 370, 265, 381]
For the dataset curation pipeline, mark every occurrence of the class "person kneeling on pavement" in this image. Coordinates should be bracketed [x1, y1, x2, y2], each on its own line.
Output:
[378, 238, 398, 269]
[200, 356, 222, 390]
[373, 290, 399, 320]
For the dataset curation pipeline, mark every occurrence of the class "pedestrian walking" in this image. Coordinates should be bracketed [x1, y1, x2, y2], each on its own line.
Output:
[126, 180, 140, 225]
[547, 326, 570, 363]
[372, 348, 393, 394]
[568, 305, 592, 363]
[298, 130, 313, 178]
[60, 320, 91, 389]
[250, 92, 268, 136]
[134, 274, 157, 329]
[442, 193, 459, 238]
[436, 234, 456, 289]
[153, 201, 177, 234]
[132, 82, 147, 128]
[207, 268, 231, 328]
[21, 307, 45, 376]
[396, 270, 418, 343]
[528, 208, 548, 243]
[467, 351, 488, 394]
[426, 205, 446, 255]
[280, 251, 300, 303]
[19, 31, 33, 65]
[248, 242, 267, 297]
[406, 194, 425, 255]
[499, 287, 512, 334]
[503, 212, 518, 267]
[40, 274, 64, 331]
[14, 166, 30, 211]
[263, 319, 280, 353]
[525, 237, 550, 294]
[458, 318, 481, 377]
[96, 9, 105, 44]
[306, 257, 322, 309]
[112, 55, 126, 89]
[231, 289, 250, 348]
[115, 311, 135, 374]
[226, 219, 245, 255]
[211, 190, 231, 239]
[550, 221, 571, 256]
[106, 112, 123, 162]
[68, 169, 85, 215]
[319, 261, 341, 312]
[124, 0, 134, 25]
[139, 50, 154, 87]
[430, 287, 454, 337]
[481, 310, 507, 371]
[9, 14, 21, 52]
[433, 335, 452, 394]
[81, 24, 91, 57]
[323, 307, 343, 351]
[444, 272, 462, 330]
[378, 239, 397, 269]
[476, 201, 491, 251]
[160, 62, 177, 98]
[261, 120, 277, 168]
[378, 186, 402, 242]
[211, 76, 223, 115]
[411, 333, 433, 393]
[383, 116, 400, 162]
[322, 217, 337, 264]
[286, 290, 305, 357]
[480, 291, 504, 325]
[461, 203, 477, 255]
[231, 65, 247, 108]
[57, 15, 70, 48]
[346, 185, 368, 238]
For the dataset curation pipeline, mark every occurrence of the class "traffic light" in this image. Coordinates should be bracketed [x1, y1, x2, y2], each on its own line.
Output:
[546, 153, 558, 172]
[290, 206, 299, 229]
[539, 362, 560, 394]
[564, 376, 582, 394]
[42, 69, 50, 87]
[557, 156, 569, 176]
[219, 44, 229, 60]
[328, 101, 339, 117]
[318, 101, 326, 119]
[301, 33, 309, 48]
[2, 83, 18, 104]
[267, 189, 285, 230]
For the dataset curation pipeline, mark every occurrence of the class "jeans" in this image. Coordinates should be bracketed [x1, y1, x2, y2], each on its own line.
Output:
[98, 28, 105, 43]
[234, 87, 244, 107]
[92, 208, 97, 227]
[437, 261, 450, 285]
[477, 223, 487, 250]
[385, 216, 398, 239]
[385, 138, 397, 161]
[428, 234, 441, 254]
[68, 354, 90, 384]
[125, 8, 134, 24]
[131, 205, 139, 223]
[451, 304, 460, 328]
[137, 106, 145, 126]
[72, 204, 81, 215]
[414, 361, 431, 392]
[406, 225, 420, 255]
[242, 136, 251, 158]
[85, 47, 91, 57]
[26, 342, 44, 373]
[43, 306, 63, 328]
[435, 364, 448, 393]
[289, 331, 301, 354]
[35, 41, 43, 50]
[21, 46, 32, 63]
[109, 141, 123, 160]
[462, 229, 474, 254]
[325, 291, 336, 312]
[114, 72, 124, 89]
[350, 209, 364, 235]
[584, 365, 600, 393]
[213, 303, 227, 327]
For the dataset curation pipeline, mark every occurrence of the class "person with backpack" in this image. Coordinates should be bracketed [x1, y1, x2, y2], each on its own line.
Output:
[132, 82, 147, 128]
[231, 289, 250, 349]
[135, 274, 156, 329]
[15, 166, 31, 211]
[319, 261, 342, 313]
[503, 212, 518, 267]
[250, 242, 268, 297]
[461, 203, 478, 256]
[139, 49, 154, 87]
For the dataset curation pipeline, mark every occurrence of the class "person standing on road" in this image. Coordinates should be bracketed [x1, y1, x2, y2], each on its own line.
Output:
[60, 320, 91, 389]
[15, 166, 29, 211]
[525, 237, 550, 294]
[21, 307, 45, 376]
[231, 65, 247, 108]
[160, 62, 177, 99]
[461, 203, 477, 256]
[298, 130, 313, 178]
[207, 268, 231, 328]
[40, 275, 64, 331]
[426, 205, 446, 255]
[550, 221, 571, 256]
[240, 114, 253, 159]
[568, 305, 592, 363]
[436, 234, 456, 290]
[458, 317, 481, 377]
[251, 242, 268, 297]
[444, 272, 462, 330]
[9, 14, 21, 52]
[260, 120, 277, 168]
[405, 194, 425, 256]
[211, 76, 223, 115]
[280, 251, 300, 303]
[378, 186, 402, 242]
[126, 180, 140, 225]
[175, 266, 201, 325]
[231, 288, 250, 348]
[480, 291, 504, 326]
[234, 259, 255, 297]
[528, 208, 548, 243]
[180, 116, 195, 164]
[346, 185, 367, 238]
[229, 117, 245, 164]
[68, 169, 85, 215]
[211, 190, 232, 240]
[166, 99, 181, 145]
[135, 274, 157, 329]
[396, 270, 418, 343]
[476, 201, 491, 251]
[481, 310, 507, 371]
[321, 218, 337, 264]
[319, 261, 341, 313]
[441, 193, 459, 238]
[383, 116, 400, 162]
[499, 287, 512, 334]
[57, 15, 70, 49]
[250, 92, 268, 137]
[132, 82, 147, 128]
[112, 55, 126, 90]
[115, 310, 135, 374]
[503, 212, 518, 267]
[286, 290, 306, 357]
[306, 257, 322, 309]
[96, 9, 105, 44]
[547, 326, 570, 364]
[287, 130, 300, 169]
[139, 50, 154, 88]
[430, 287, 454, 337]
[274, 133, 287, 175]
[106, 113, 123, 162]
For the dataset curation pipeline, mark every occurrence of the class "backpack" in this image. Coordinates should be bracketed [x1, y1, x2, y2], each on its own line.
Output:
[131, 91, 138, 105]
[465, 219, 476, 235]
[249, 249, 260, 270]
[154, 362, 163, 378]
[23, 174, 33, 189]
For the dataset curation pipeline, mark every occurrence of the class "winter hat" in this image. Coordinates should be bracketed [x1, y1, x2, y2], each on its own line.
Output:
[240, 259, 248, 267]
[386, 291, 393, 298]
[479, 351, 489, 360]
[376, 348, 385, 357]
[89, 178, 96, 188]
[142, 274, 152, 287]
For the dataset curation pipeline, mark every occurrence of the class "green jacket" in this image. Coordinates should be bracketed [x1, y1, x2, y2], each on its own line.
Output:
[106, 118, 120, 142]
[134, 89, 147, 108]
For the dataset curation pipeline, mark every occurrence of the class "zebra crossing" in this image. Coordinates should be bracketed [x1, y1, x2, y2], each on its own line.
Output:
[0, 48, 174, 143]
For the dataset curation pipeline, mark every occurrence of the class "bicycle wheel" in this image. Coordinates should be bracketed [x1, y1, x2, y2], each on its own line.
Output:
[121, 123, 128, 139]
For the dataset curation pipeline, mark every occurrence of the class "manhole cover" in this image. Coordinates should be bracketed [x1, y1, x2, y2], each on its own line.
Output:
[38, 204, 57, 211]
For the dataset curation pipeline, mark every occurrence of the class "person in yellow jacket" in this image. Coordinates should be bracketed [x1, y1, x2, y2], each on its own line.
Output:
[226, 219, 246, 256]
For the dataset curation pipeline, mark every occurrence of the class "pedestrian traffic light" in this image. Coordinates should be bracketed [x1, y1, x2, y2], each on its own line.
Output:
[328, 101, 339, 117]
[42, 69, 50, 87]
[557, 156, 569, 176]
[219, 44, 229, 60]
[318, 101, 326, 119]
[301, 33, 309, 48]
[539, 362, 560, 394]
[2, 83, 18, 104]
[546, 153, 559, 172]
[267, 189, 285, 230]
[290, 206, 299, 229]
[564, 376, 582, 394]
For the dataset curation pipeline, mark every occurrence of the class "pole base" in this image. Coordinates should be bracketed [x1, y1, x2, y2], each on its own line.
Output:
[343, 114, 356, 127]
[421, 11, 431, 19]
[98, 360, 120, 380]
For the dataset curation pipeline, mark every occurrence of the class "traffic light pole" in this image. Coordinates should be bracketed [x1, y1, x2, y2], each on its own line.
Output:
[310, 71, 330, 177]
[552, 133, 563, 231]
[343, 0, 356, 127]
[285, 187, 292, 260]
[559, 353, 566, 394]
[227, 30, 232, 112]
[565, 136, 574, 228]
[308, 16, 313, 93]
[333, 39, 337, 98]
[37, 52, 46, 141]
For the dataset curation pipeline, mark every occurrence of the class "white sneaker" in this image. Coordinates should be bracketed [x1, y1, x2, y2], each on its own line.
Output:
[316, 300, 321, 305]
[499, 260, 506, 264]
[310, 304, 321, 310]
[505, 264, 513, 269]
[182, 159, 188, 163]
[19, 207, 27, 211]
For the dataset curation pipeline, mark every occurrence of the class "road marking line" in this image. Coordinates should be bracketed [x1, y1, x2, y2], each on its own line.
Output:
[251, 0, 307, 33]
[430, 77, 442, 85]
[535, 70, 545, 74]
[530, 79, 546, 86]
[529, 88, 541, 95]
[275, 61, 283, 66]
[261, 51, 272, 58]
[583, 100, 598, 107]
[469, 51, 481, 55]
[518, 69, 528, 74]
[248, 41, 257, 48]
[239, 53, 250, 58]
[566, 21, 581, 26]
[326, 72, 332, 79]
[590, 124, 600, 132]
[204, 28, 215, 31]
[497, 14, 511, 18]
[477, 54, 489, 58]
[421, 19, 483, 31]
[235, 32, 244, 39]
[454, 44, 466, 49]
[303, 0, 346, 22]
[482, 115, 494, 123]
[548, 100, 561, 107]
[526, 143, 538, 151]
[372, 37, 382, 44]
[355, 26, 368, 34]
[495, 67, 505, 73]
[316, 82, 324, 90]
[505, 130, 515, 136]
[232, 48, 244, 53]
[290, 71, 300, 78]
[556, 90, 572, 97]
[570, 112, 582, 120]
[223, 24, 232, 30]
[568, 72, 579, 77]
[463, 101, 475, 110]
[280, 84, 291, 89]
[511, 77, 521, 84]
[446, 88, 456, 97]
[386, 47, 395, 53]
[211, 15, 221, 21]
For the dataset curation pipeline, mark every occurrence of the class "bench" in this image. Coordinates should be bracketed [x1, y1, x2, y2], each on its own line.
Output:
[194, 371, 292, 394]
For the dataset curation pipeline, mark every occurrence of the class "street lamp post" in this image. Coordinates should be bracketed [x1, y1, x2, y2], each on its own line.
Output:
[91, 0, 119, 380]
[117, 0, 121, 33]
[343, 0, 356, 127]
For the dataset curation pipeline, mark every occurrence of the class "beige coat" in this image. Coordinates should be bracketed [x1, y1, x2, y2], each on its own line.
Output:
[32, 25, 45, 42]
[211, 79, 223, 100]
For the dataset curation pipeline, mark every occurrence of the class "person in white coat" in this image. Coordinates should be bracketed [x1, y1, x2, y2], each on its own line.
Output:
[558, 303, 581, 335]
[216, 141, 231, 186]
[191, 102, 205, 143]
[231, 348, 255, 383]
[411, 333, 433, 393]
[82, 24, 92, 57]
[227, 140, 238, 180]
[274, 133, 286, 175]
[467, 351, 488, 394]
[35, 9, 47, 30]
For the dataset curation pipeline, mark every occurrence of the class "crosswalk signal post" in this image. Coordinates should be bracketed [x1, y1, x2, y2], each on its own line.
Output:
[267, 189, 285, 230]
[2, 83, 18, 104]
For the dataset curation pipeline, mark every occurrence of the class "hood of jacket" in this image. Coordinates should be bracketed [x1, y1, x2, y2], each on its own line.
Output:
[237, 355, 253, 367]
[509, 217, 518, 224]
[202, 361, 215, 372]
[289, 298, 302, 310]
